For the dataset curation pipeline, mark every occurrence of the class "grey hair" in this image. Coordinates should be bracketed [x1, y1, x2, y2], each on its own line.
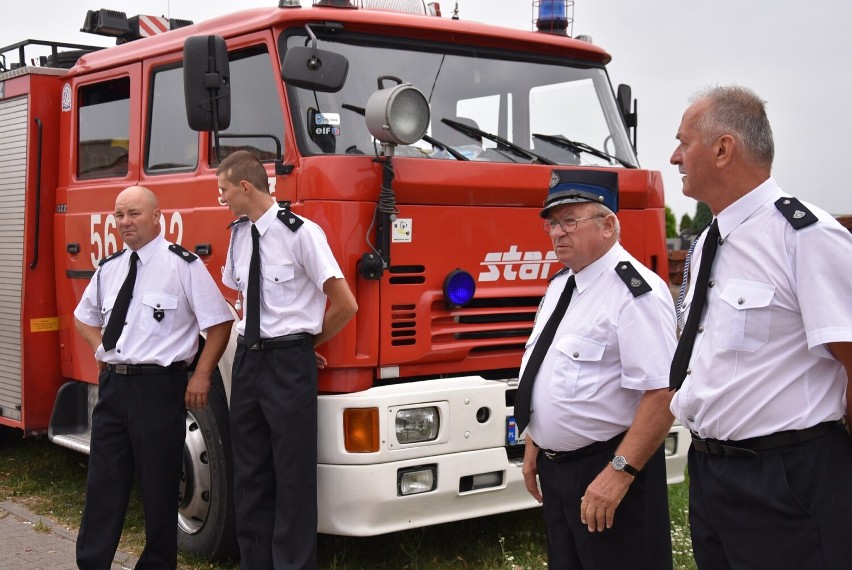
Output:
[691, 85, 774, 168]
[590, 203, 621, 240]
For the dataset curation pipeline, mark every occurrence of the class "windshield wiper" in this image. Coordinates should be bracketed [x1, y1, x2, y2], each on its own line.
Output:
[532, 133, 637, 169]
[342, 104, 468, 161]
[442, 118, 556, 165]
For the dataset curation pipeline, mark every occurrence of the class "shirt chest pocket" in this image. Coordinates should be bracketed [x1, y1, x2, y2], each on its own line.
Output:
[139, 292, 179, 336]
[713, 279, 775, 352]
[262, 264, 296, 306]
[548, 335, 606, 400]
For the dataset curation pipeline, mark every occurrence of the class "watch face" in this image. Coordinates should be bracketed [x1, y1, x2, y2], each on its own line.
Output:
[612, 455, 627, 470]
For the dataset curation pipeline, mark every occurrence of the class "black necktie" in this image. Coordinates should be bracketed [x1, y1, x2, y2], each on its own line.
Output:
[670, 220, 720, 390]
[102, 251, 139, 352]
[244, 224, 261, 348]
[515, 275, 576, 434]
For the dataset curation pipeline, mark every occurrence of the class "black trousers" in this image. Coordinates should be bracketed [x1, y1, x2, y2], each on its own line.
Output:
[77, 368, 188, 570]
[230, 343, 318, 570]
[537, 442, 672, 570]
[689, 423, 852, 569]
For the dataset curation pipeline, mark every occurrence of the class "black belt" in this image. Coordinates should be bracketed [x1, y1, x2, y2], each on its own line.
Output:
[106, 362, 186, 376]
[237, 332, 314, 350]
[540, 431, 626, 463]
[691, 421, 839, 457]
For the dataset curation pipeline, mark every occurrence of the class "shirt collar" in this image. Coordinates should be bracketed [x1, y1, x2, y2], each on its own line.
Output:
[716, 176, 780, 238]
[571, 242, 624, 294]
[253, 202, 281, 236]
[131, 234, 166, 265]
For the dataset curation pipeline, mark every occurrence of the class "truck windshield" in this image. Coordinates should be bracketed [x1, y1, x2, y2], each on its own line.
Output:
[281, 31, 638, 167]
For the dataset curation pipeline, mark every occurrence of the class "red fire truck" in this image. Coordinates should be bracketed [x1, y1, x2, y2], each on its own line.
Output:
[0, 0, 688, 560]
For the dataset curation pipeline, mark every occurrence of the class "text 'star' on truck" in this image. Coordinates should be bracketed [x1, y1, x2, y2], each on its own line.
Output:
[0, 0, 689, 560]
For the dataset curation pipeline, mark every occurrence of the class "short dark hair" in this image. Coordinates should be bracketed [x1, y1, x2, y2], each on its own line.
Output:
[692, 85, 774, 169]
[216, 150, 269, 192]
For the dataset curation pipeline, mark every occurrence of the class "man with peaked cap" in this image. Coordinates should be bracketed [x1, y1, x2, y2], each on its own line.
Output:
[518, 169, 676, 569]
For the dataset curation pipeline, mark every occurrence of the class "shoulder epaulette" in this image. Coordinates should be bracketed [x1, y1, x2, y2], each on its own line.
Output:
[227, 216, 250, 229]
[548, 266, 570, 282]
[277, 207, 303, 232]
[775, 197, 818, 229]
[98, 248, 127, 267]
[169, 243, 198, 262]
[615, 261, 652, 297]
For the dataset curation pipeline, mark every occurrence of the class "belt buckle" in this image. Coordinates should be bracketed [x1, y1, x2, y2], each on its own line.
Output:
[114, 364, 129, 374]
[544, 450, 557, 460]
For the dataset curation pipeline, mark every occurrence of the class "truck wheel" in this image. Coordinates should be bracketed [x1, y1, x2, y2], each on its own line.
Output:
[177, 370, 238, 561]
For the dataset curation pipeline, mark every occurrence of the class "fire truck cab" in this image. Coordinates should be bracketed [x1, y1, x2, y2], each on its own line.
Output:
[0, 0, 689, 560]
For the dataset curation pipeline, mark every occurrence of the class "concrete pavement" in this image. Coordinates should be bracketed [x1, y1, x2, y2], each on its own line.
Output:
[0, 500, 137, 570]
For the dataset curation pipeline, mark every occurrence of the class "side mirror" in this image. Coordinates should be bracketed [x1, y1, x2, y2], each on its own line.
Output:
[282, 45, 349, 93]
[183, 35, 231, 131]
[616, 83, 638, 150]
[616, 83, 636, 129]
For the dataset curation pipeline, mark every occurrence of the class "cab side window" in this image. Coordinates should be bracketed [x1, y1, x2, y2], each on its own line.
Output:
[77, 78, 130, 179]
[210, 45, 286, 164]
[146, 65, 198, 172]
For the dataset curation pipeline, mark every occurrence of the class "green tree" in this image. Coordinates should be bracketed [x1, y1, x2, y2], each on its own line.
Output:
[692, 202, 713, 232]
[665, 205, 677, 238]
[679, 213, 693, 235]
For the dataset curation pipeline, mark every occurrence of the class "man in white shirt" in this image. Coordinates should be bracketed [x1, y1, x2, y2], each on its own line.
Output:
[217, 150, 357, 569]
[519, 169, 676, 569]
[670, 85, 852, 568]
[74, 186, 233, 569]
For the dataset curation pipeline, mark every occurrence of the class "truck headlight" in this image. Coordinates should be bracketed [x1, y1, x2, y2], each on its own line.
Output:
[398, 465, 437, 496]
[395, 406, 439, 444]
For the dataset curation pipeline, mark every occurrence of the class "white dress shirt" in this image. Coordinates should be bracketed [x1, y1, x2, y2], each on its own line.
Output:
[523, 243, 677, 451]
[223, 203, 344, 338]
[671, 177, 852, 440]
[74, 235, 233, 365]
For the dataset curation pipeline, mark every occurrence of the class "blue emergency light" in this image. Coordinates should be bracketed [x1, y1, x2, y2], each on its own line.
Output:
[443, 270, 476, 308]
[536, 0, 569, 35]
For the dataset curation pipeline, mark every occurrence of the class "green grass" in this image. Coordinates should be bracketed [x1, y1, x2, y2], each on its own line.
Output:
[0, 426, 694, 569]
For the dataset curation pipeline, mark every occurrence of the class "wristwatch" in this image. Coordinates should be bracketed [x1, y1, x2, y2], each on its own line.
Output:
[611, 455, 640, 477]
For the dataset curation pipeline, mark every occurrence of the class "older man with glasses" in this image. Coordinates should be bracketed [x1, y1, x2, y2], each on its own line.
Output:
[517, 169, 677, 569]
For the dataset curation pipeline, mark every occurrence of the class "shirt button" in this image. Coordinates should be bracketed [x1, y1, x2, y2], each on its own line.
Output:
[573, 352, 580, 358]
[686, 368, 692, 375]
[718, 238, 724, 246]
[274, 278, 279, 282]
[117, 349, 122, 353]
[687, 415, 695, 422]
[737, 298, 744, 305]
[708, 280, 715, 288]
[698, 326, 704, 333]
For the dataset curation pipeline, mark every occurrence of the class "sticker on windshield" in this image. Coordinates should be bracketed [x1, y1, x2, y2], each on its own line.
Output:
[315, 112, 341, 126]
[392, 218, 412, 243]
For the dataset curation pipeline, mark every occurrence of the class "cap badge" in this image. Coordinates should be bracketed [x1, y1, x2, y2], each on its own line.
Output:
[549, 171, 560, 189]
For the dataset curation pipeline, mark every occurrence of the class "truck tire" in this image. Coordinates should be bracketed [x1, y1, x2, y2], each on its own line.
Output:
[177, 369, 238, 561]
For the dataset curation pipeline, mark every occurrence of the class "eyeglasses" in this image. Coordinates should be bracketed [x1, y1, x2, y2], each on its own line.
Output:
[542, 214, 606, 234]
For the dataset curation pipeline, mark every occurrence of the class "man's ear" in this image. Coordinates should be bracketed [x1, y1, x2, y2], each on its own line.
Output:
[714, 134, 736, 168]
[602, 212, 617, 235]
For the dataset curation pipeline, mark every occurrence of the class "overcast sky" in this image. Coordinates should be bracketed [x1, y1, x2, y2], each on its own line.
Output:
[3, 0, 850, 220]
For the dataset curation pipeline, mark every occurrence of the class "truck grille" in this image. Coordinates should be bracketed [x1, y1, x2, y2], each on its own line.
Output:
[431, 296, 539, 351]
